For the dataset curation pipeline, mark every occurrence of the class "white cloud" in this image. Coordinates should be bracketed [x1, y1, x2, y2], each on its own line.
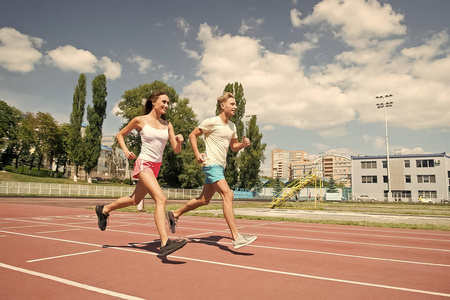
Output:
[263, 124, 274, 131]
[363, 134, 385, 150]
[183, 23, 355, 128]
[47, 45, 97, 73]
[175, 17, 191, 36]
[290, 9, 302, 28]
[180, 42, 201, 60]
[393, 147, 428, 155]
[47, 45, 122, 79]
[127, 54, 152, 74]
[297, 0, 406, 48]
[0, 27, 43, 72]
[98, 56, 122, 80]
[238, 18, 264, 35]
[183, 0, 450, 135]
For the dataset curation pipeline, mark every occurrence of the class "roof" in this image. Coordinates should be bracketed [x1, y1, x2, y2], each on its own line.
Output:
[351, 152, 448, 160]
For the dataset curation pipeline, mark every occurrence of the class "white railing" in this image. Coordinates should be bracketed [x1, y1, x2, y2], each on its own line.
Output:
[0, 181, 222, 200]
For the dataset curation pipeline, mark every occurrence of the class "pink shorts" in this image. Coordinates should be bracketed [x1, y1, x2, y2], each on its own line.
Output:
[132, 158, 162, 179]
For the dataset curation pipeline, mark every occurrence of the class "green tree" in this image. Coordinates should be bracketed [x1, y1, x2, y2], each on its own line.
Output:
[54, 123, 70, 176]
[219, 82, 246, 188]
[84, 75, 108, 181]
[239, 115, 266, 189]
[68, 74, 86, 180]
[34, 112, 59, 172]
[326, 177, 339, 193]
[11, 112, 36, 171]
[162, 97, 204, 188]
[0, 100, 23, 167]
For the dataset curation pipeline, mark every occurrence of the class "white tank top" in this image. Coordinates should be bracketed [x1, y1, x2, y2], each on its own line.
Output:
[138, 117, 169, 162]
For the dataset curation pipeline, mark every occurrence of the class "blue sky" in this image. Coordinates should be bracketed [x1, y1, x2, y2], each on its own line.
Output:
[1, 0, 449, 175]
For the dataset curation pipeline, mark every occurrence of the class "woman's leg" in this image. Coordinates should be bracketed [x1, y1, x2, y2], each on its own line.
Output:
[173, 184, 216, 218]
[137, 171, 169, 247]
[103, 181, 148, 214]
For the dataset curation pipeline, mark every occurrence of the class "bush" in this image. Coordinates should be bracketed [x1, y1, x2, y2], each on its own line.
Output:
[123, 178, 134, 185]
[110, 177, 121, 184]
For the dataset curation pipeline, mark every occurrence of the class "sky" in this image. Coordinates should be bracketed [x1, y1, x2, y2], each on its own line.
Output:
[1, 0, 449, 176]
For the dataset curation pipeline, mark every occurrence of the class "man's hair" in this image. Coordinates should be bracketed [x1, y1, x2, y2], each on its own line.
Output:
[217, 92, 234, 105]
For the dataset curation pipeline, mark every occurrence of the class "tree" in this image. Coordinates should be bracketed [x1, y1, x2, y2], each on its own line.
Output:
[7, 112, 36, 172]
[238, 115, 266, 189]
[326, 177, 339, 193]
[0, 100, 23, 168]
[68, 74, 86, 180]
[54, 123, 70, 176]
[161, 97, 204, 188]
[34, 112, 59, 172]
[219, 82, 246, 188]
[84, 75, 108, 182]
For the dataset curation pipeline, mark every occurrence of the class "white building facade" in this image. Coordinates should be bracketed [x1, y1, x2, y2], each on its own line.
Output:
[351, 153, 450, 202]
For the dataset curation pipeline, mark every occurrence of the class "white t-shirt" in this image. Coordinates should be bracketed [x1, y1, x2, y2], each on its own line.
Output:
[199, 116, 237, 167]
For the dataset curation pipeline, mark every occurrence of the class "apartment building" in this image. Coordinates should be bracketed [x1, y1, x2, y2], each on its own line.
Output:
[351, 153, 450, 202]
[272, 149, 308, 179]
[289, 154, 351, 186]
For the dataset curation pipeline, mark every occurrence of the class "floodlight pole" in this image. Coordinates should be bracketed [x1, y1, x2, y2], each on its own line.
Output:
[376, 95, 394, 202]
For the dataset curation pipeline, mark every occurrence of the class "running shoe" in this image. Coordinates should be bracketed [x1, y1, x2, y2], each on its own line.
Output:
[159, 238, 187, 257]
[166, 211, 178, 233]
[95, 205, 109, 231]
[233, 234, 257, 249]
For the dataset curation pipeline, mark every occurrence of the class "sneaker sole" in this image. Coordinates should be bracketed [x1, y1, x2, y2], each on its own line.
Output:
[159, 240, 187, 257]
[95, 205, 107, 231]
[234, 236, 257, 249]
[165, 211, 177, 234]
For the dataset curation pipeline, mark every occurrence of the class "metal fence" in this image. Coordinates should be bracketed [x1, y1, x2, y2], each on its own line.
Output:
[0, 181, 222, 200]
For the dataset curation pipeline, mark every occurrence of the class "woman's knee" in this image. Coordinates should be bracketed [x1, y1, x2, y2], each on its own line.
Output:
[154, 194, 167, 205]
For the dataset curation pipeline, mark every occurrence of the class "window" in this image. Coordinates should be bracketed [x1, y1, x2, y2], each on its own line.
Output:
[416, 159, 435, 168]
[362, 176, 377, 183]
[417, 175, 436, 183]
[418, 190, 437, 198]
[361, 161, 377, 169]
[405, 175, 411, 183]
[383, 176, 388, 183]
[382, 161, 387, 168]
[404, 160, 410, 168]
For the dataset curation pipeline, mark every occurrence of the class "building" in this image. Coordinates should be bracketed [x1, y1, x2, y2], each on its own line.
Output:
[351, 153, 450, 202]
[271, 149, 308, 179]
[289, 154, 351, 187]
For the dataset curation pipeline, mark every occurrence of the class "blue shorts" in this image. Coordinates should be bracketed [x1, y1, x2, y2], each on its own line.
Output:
[202, 164, 225, 184]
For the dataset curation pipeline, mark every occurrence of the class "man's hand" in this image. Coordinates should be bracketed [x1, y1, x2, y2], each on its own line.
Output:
[242, 135, 250, 148]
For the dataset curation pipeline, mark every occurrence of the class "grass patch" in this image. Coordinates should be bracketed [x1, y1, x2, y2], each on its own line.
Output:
[115, 202, 450, 231]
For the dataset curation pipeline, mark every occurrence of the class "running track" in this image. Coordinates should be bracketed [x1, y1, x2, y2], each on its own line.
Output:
[0, 202, 449, 299]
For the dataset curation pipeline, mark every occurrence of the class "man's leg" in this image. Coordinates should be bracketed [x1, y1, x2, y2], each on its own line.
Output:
[213, 179, 258, 249]
[212, 179, 239, 240]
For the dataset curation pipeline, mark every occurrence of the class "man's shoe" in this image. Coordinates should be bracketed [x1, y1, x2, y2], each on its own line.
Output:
[166, 211, 178, 233]
[233, 234, 257, 249]
[159, 238, 187, 257]
[95, 205, 109, 231]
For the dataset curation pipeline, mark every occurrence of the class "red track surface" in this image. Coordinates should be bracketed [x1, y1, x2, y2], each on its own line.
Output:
[1, 202, 449, 299]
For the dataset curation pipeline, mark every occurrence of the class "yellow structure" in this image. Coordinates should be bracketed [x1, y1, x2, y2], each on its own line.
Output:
[270, 171, 322, 208]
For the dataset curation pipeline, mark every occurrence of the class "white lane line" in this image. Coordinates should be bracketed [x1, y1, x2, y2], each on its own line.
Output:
[5, 218, 450, 253]
[37, 229, 80, 234]
[27, 250, 101, 263]
[239, 232, 450, 253]
[0, 262, 144, 300]
[2, 229, 450, 297]
[0, 235, 6, 237]
[186, 237, 450, 268]
[1, 224, 48, 229]
[249, 226, 450, 242]
[186, 231, 214, 237]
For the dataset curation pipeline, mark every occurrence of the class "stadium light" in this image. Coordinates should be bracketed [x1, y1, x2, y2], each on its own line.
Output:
[376, 94, 394, 202]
